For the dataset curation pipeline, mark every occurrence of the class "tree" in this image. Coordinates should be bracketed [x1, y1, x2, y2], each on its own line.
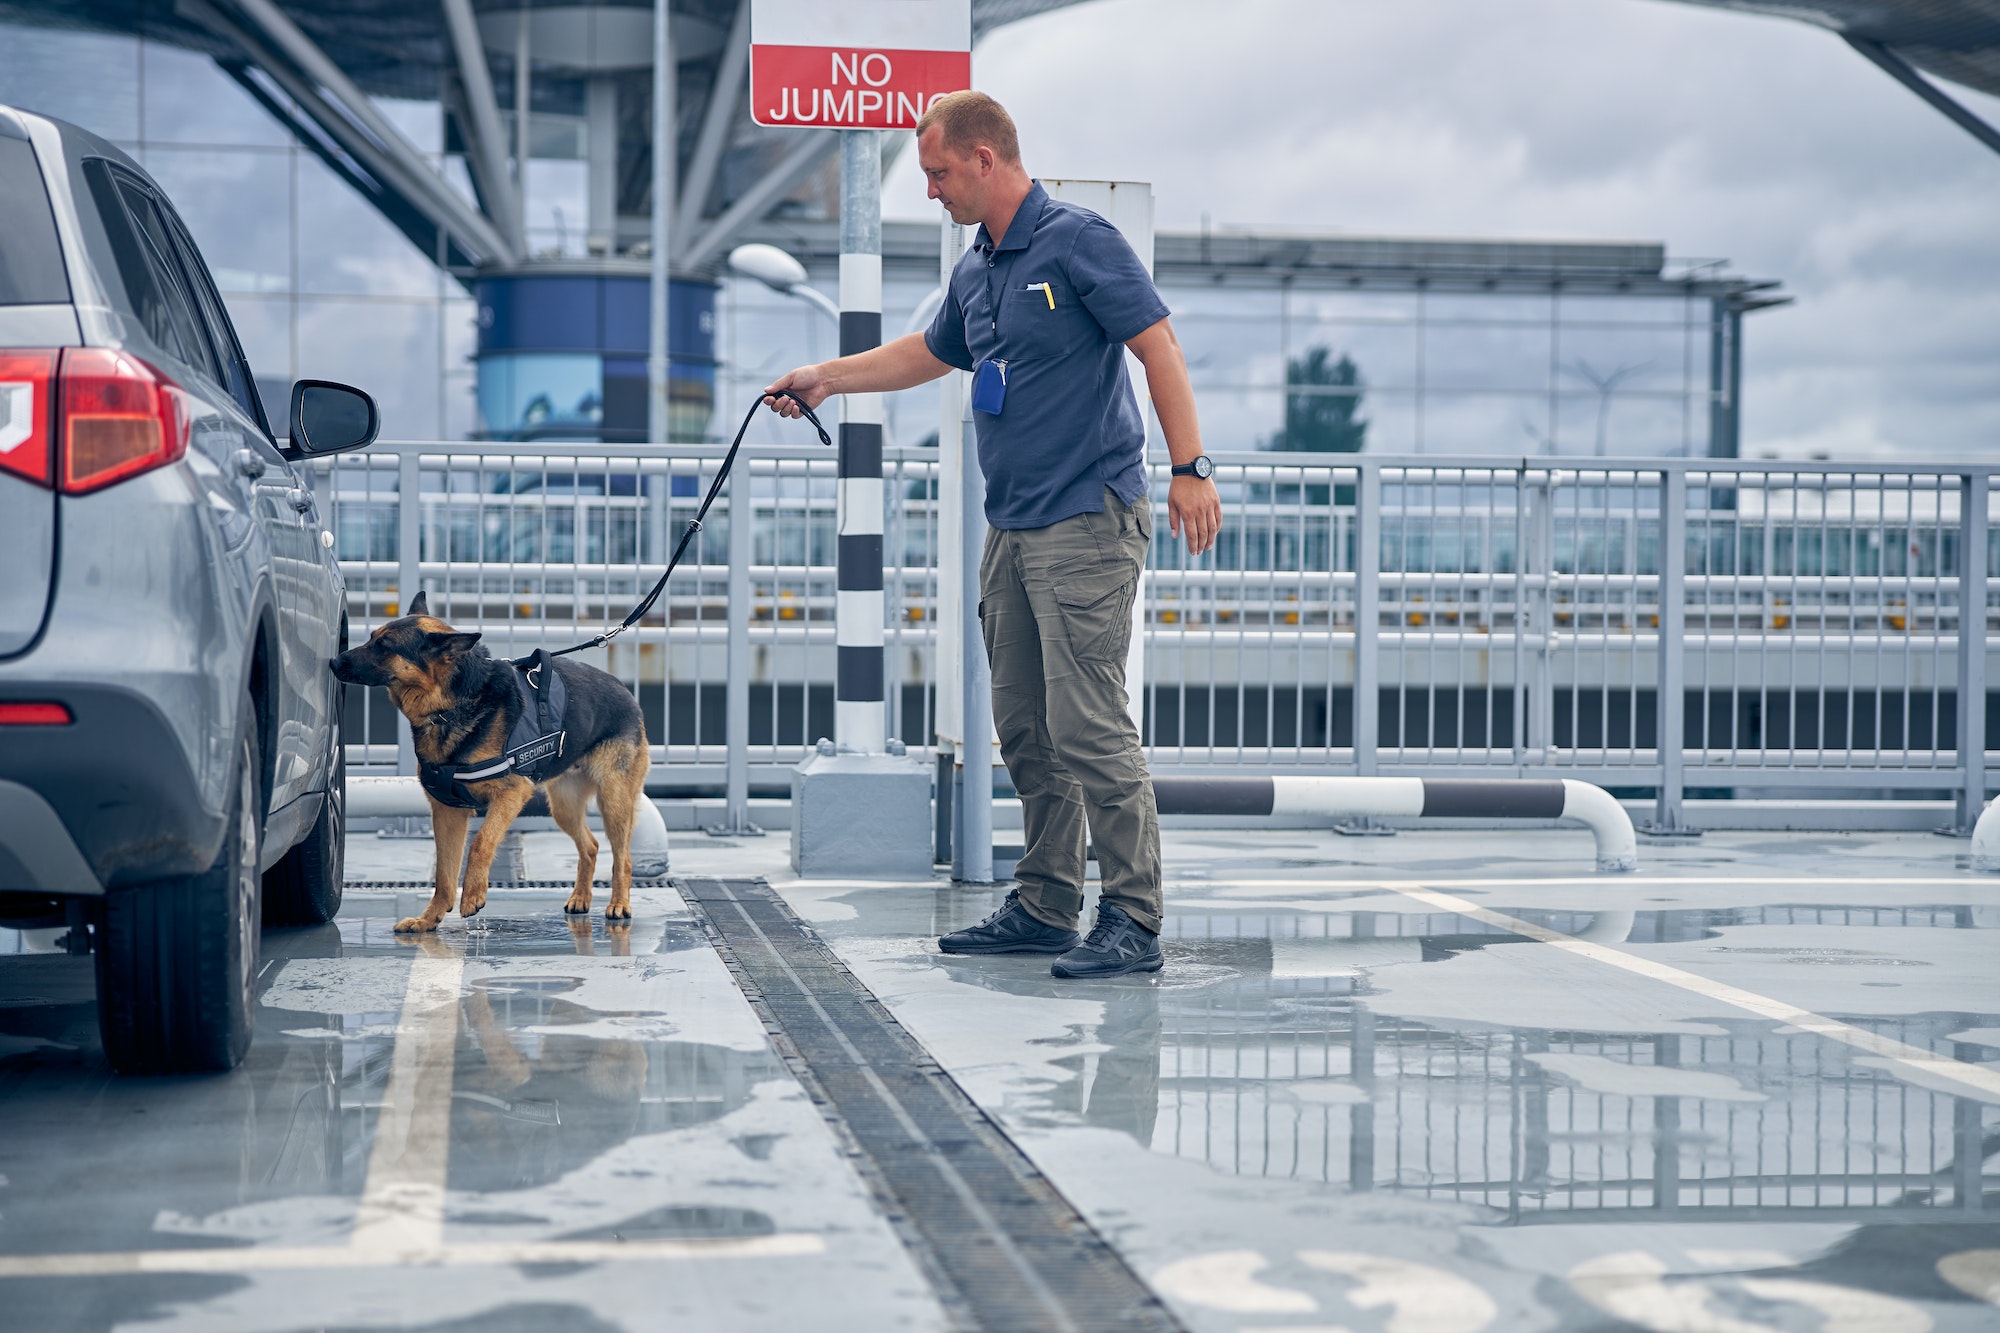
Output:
[1274, 347, 1367, 453]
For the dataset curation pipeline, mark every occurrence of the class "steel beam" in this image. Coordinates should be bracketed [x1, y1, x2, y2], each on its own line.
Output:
[440, 0, 524, 254]
[225, 0, 516, 265]
[680, 131, 839, 272]
[676, 0, 751, 239]
[1845, 35, 2000, 158]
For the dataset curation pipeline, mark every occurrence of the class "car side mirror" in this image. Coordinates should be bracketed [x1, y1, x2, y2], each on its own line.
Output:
[284, 380, 379, 459]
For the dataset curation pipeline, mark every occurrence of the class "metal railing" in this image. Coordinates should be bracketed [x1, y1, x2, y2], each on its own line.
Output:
[313, 446, 1998, 823]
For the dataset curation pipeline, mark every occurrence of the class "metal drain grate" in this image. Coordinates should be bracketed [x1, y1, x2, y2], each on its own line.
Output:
[678, 876, 1183, 1333]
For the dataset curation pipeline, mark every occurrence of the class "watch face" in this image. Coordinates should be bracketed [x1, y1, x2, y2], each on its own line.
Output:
[1194, 455, 1214, 479]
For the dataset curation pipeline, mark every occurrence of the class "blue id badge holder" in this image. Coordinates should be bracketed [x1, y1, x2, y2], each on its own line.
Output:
[972, 358, 1008, 415]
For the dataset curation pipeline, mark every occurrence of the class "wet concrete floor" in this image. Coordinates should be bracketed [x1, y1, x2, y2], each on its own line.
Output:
[1, 822, 1997, 1330]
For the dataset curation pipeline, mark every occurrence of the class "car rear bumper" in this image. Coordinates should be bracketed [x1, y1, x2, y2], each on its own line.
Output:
[0, 682, 226, 892]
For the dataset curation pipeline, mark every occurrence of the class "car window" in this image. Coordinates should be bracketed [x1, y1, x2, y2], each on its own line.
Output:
[82, 159, 190, 364]
[114, 176, 220, 384]
[162, 209, 271, 436]
[0, 133, 69, 306]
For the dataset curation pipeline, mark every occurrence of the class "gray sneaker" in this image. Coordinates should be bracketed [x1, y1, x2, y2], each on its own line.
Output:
[939, 889, 1081, 955]
[1051, 903, 1163, 979]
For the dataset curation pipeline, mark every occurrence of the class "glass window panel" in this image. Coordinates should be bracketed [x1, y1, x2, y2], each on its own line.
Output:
[1287, 289, 1419, 324]
[1422, 292, 1555, 325]
[1423, 322, 1558, 393]
[0, 25, 138, 141]
[220, 294, 294, 425]
[1419, 391, 1556, 456]
[1358, 391, 1417, 455]
[297, 297, 442, 439]
[1556, 324, 1697, 394]
[296, 151, 440, 296]
[140, 41, 290, 147]
[1562, 294, 1701, 326]
[1287, 322, 1418, 394]
[524, 158, 588, 259]
[1177, 310, 1283, 390]
[1194, 386, 1283, 453]
[139, 146, 291, 294]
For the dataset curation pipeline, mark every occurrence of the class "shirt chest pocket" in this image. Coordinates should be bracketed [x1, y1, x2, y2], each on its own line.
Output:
[999, 283, 1089, 361]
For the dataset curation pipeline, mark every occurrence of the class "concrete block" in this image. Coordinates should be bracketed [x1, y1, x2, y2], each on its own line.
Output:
[791, 751, 934, 878]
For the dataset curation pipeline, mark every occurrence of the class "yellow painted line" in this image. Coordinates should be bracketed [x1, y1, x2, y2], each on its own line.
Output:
[0, 1234, 827, 1278]
[1377, 881, 2000, 1105]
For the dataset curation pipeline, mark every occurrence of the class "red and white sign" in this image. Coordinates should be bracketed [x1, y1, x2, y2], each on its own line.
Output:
[751, 0, 971, 130]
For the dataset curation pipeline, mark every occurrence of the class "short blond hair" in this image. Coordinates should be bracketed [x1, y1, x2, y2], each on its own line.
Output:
[916, 90, 1021, 165]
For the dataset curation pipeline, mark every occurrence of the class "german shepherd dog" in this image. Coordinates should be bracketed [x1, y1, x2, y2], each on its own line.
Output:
[330, 592, 650, 933]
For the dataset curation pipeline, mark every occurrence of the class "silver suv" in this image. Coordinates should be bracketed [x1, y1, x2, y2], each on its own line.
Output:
[0, 105, 375, 1073]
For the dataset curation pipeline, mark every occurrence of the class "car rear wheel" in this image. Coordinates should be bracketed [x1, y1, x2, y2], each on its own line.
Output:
[96, 695, 262, 1074]
[264, 694, 344, 926]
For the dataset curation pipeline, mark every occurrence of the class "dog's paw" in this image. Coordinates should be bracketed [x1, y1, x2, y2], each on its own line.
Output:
[459, 891, 486, 918]
[394, 915, 437, 934]
[563, 892, 592, 915]
[603, 900, 632, 921]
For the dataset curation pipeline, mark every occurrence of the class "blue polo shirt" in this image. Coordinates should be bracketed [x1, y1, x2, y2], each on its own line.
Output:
[924, 182, 1170, 531]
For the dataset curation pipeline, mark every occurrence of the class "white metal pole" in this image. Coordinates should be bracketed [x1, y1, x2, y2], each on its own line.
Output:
[835, 128, 885, 750]
[647, 0, 674, 442]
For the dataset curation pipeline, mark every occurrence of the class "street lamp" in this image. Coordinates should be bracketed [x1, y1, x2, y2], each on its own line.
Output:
[728, 242, 944, 336]
[727, 243, 840, 324]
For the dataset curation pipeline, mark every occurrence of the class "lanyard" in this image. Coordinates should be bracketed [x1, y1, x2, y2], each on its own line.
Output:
[978, 193, 1046, 339]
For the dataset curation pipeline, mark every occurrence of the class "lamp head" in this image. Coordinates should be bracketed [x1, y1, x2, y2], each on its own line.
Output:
[727, 243, 810, 294]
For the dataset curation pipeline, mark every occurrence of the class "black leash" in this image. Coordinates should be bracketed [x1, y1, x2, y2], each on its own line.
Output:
[536, 390, 831, 661]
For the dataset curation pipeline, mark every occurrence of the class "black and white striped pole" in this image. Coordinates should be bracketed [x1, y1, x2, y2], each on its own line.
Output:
[835, 129, 885, 750]
[1151, 775, 1639, 872]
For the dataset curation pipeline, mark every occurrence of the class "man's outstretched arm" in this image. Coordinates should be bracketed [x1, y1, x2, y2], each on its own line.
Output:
[764, 332, 953, 417]
[1127, 317, 1222, 557]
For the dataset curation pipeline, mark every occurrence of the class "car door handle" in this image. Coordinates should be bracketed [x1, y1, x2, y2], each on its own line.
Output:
[234, 449, 266, 479]
[286, 487, 314, 514]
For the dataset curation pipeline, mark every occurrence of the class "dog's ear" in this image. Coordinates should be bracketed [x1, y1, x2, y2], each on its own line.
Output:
[425, 630, 482, 658]
[408, 590, 430, 616]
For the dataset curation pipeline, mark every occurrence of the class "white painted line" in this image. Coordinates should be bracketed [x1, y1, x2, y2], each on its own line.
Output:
[351, 951, 463, 1258]
[1380, 881, 2000, 1105]
[0, 1233, 828, 1278]
[1165, 876, 1991, 891]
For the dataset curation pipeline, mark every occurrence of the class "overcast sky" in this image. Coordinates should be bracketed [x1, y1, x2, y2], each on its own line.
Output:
[882, 0, 2000, 461]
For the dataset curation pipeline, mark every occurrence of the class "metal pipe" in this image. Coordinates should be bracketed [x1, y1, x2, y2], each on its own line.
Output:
[440, 0, 524, 253]
[347, 776, 671, 878]
[1151, 775, 1639, 872]
[958, 381, 993, 883]
[677, 0, 751, 238]
[679, 132, 837, 271]
[647, 0, 675, 443]
[721, 444, 755, 832]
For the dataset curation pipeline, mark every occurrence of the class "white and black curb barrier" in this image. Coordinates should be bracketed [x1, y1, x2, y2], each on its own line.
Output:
[1972, 798, 2000, 872]
[346, 776, 672, 879]
[1151, 775, 1639, 873]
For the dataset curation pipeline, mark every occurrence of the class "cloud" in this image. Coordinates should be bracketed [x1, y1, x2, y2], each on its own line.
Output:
[887, 0, 2000, 459]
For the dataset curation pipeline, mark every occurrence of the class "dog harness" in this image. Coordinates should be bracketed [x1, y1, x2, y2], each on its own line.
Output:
[418, 650, 569, 811]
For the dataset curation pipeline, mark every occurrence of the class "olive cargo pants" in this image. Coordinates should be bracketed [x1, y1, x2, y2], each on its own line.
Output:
[979, 487, 1162, 933]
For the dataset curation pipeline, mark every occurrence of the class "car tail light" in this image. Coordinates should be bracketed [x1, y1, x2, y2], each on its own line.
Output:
[0, 350, 56, 487]
[0, 348, 189, 494]
[0, 702, 72, 725]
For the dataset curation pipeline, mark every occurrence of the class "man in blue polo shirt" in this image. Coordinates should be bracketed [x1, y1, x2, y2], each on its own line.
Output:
[764, 90, 1221, 979]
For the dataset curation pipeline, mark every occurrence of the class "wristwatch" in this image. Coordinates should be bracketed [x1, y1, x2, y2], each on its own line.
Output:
[1171, 455, 1214, 480]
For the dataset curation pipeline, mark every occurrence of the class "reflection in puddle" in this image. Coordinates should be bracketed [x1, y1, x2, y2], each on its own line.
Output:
[923, 889, 2000, 1229]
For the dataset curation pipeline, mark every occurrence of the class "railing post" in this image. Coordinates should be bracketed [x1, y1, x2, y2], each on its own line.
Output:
[1653, 467, 1688, 831]
[1958, 470, 1989, 831]
[1527, 469, 1555, 764]
[1353, 462, 1380, 776]
[715, 453, 758, 834]
[396, 448, 420, 778]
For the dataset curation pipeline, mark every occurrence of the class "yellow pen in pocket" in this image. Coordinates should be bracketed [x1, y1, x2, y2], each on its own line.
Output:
[1027, 281, 1054, 309]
